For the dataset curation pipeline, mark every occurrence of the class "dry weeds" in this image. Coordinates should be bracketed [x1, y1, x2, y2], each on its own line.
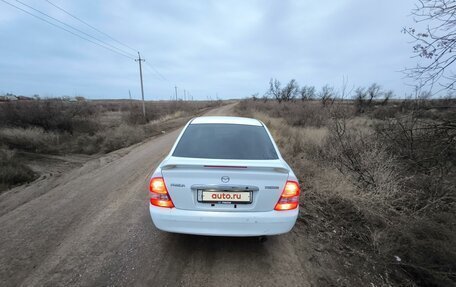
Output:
[236, 99, 456, 286]
[0, 99, 221, 189]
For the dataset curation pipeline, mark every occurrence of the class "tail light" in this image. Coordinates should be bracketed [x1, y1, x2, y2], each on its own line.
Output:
[149, 177, 174, 208]
[274, 180, 300, 211]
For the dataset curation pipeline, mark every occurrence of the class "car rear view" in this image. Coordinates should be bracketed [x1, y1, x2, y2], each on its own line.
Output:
[148, 116, 300, 236]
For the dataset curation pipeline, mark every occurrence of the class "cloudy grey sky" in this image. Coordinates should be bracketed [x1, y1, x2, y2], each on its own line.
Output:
[1, 0, 418, 100]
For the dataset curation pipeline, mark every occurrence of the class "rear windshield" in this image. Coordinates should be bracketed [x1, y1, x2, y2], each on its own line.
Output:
[173, 123, 278, 160]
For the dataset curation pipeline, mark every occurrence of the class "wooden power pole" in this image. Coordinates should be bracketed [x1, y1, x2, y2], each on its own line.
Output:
[128, 89, 133, 109]
[135, 52, 146, 119]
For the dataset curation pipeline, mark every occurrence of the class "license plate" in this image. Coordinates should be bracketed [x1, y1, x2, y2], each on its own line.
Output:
[198, 190, 252, 204]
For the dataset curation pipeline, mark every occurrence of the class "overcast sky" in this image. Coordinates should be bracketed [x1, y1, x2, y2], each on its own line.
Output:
[1, 0, 419, 100]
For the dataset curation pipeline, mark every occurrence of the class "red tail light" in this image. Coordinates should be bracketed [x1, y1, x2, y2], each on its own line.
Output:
[149, 177, 174, 208]
[275, 180, 300, 211]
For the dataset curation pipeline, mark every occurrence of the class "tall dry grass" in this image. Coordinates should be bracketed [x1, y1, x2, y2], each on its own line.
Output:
[0, 146, 37, 190]
[0, 99, 222, 189]
[236, 99, 456, 286]
[0, 127, 61, 153]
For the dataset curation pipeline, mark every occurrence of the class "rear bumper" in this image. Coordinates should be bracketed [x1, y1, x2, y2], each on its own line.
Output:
[149, 204, 298, 236]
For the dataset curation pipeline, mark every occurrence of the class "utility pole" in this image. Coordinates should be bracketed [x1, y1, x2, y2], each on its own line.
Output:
[128, 89, 133, 110]
[135, 52, 146, 119]
[184, 89, 186, 101]
[174, 86, 178, 101]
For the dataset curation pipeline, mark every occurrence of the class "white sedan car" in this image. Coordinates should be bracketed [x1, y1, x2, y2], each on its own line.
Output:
[148, 116, 300, 236]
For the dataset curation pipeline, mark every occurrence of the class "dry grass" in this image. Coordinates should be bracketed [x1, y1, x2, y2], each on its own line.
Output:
[0, 127, 61, 154]
[0, 99, 221, 188]
[100, 124, 146, 153]
[0, 146, 37, 190]
[236, 99, 456, 286]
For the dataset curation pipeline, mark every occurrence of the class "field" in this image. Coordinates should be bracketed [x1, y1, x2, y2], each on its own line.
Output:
[0, 99, 221, 191]
[1, 96, 455, 286]
[235, 98, 456, 286]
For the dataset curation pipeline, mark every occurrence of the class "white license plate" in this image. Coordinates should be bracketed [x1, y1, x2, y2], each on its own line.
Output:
[199, 190, 252, 204]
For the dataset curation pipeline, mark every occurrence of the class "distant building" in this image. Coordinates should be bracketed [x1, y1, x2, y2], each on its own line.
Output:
[5, 95, 18, 101]
[62, 96, 85, 102]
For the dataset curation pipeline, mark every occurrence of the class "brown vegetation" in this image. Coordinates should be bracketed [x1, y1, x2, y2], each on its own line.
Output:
[0, 146, 36, 191]
[0, 99, 221, 190]
[236, 97, 456, 286]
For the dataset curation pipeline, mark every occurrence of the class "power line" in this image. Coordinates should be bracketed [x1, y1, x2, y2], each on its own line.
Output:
[1, 0, 134, 60]
[44, 0, 169, 84]
[41, 0, 168, 84]
[144, 61, 169, 82]
[13, 0, 136, 59]
[143, 62, 170, 82]
[45, 0, 137, 54]
[44, 0, 168, 82]
[1, 0, 135, 60]
[2, 0, 173, 99]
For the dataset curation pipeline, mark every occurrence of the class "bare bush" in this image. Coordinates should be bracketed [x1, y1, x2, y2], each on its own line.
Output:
[323, 117, 400, 195]
[0, 100, 98, 133]
[354, 83, 391, 113]
[124, 105, 148, 125]
[281, 79, 299, 102]
[300, 85, 316, 101]
[0, 99, 219, 156]
[375, 114, 456, 214]
[0, 127, 61, 153]
[100, 124, 146, 153]
[236, 97, 456, 286]
[0, 146, 37, 190]
[266, 78, 299, 102]
[237, 100, 334, 127]
[266, 78, 283, 102]
[319, 85, 336, 107]
[0, 99, 221, 188]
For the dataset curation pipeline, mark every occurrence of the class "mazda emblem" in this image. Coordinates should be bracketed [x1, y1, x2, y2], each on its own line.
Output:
[221, 176, 230, 183]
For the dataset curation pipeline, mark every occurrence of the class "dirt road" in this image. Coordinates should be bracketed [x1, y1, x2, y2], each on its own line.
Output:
[0, 103, 313, 287]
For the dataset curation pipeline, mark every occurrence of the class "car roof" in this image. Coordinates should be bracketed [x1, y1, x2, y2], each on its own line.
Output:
[190, 116, 263, 126]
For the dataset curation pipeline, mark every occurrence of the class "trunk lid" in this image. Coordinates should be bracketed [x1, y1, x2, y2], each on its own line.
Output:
[161, 157, 289, 212]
